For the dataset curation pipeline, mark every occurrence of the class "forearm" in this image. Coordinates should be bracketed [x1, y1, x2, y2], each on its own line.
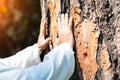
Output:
[0, 44, 41, 68]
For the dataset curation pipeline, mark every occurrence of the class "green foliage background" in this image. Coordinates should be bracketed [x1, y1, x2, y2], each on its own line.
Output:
[0, 0, 41, 57]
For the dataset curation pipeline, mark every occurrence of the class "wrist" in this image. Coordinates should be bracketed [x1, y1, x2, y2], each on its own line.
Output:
[36, 44, 42, 55]
[59, 42, 73, 50]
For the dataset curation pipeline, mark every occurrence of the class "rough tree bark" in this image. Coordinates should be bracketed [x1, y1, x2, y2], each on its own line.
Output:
[40, 0, 120, 80]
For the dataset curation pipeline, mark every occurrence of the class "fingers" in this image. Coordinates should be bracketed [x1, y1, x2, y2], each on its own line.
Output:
[40, 18, 47, 38]
[58, 13, 73, 36]
[65, 13, 68, 27]
[61, 14, 65, 30]
[68, 17, 73, 30]
[58, 13, 68, 33]
[61, 13, 71, 30]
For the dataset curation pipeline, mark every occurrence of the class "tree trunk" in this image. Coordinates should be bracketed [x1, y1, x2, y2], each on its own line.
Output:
[40, 0, 120, 80]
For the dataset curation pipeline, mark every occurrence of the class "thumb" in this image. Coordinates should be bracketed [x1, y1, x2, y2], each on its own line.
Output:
[56, 37, 59, 46]
[45, 38, 51, 45]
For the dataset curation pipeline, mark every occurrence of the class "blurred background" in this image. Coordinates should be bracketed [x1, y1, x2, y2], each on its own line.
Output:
[0, 0, 41, 58]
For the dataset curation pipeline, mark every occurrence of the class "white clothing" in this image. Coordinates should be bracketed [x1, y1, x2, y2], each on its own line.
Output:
[0, 43, 75, 80]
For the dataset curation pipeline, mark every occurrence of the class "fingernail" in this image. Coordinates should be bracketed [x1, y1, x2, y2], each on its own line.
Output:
[65, 13, 68, 16]
[70, 17, 73, 22]
[61, 14, 64, 17]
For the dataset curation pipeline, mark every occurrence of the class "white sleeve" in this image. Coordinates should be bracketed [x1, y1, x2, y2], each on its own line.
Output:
[25, 43, 75, 80]
[0, 43, 75, 80]
[0, 44, 41, 68]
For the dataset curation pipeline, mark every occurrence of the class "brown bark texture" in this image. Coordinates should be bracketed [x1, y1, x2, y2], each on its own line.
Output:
[40, 0, 120, 80]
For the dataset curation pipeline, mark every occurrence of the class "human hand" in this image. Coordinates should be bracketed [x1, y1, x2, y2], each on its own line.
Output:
[37, 18, 51, 51]
[58, 13, 74, 48]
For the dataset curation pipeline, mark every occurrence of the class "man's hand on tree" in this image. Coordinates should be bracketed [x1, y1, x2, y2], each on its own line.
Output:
[37, 13, 74, 51]
[37, 18, 51, 51]
[58, 13, 74, 48]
